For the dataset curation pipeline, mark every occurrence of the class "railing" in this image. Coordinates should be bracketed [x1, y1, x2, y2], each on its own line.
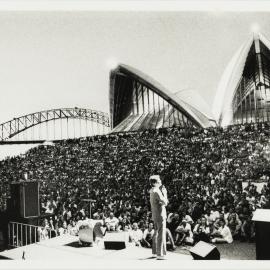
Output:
[8, 221, 56, 248]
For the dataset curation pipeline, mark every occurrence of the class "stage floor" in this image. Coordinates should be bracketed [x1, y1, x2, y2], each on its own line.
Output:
[0, 234, 192, 261]
[1, 236, 270, 270]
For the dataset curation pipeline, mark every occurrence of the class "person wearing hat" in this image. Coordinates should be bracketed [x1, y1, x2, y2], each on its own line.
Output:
[149, 175, 168, 260]
[175, 218, 194, 246]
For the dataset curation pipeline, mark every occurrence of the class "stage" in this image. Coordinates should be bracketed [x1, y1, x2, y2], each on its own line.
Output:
[1, 235, 270, 270]
[0, 234, 192, 261]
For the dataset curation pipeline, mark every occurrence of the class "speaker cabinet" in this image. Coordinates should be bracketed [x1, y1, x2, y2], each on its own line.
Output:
[104, 231, 128, 250]
[9, 181, 40, 219]
[189, 241, 220, 260]
[252, 209, 270, 260]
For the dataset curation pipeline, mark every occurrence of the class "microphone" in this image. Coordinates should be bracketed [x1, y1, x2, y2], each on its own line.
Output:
[160, 184, 166, 190]
[160, 185, 166, 195]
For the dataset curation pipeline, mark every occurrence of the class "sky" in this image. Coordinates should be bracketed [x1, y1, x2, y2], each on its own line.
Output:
[1, 9, 270, 159]
[1, 11, 270, 125]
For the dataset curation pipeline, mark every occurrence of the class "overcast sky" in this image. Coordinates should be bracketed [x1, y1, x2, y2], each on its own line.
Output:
[1, 11, 270, 124]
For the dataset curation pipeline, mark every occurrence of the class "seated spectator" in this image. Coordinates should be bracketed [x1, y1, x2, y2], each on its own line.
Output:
[67, 219, 78, 235]
[208, 220, 218, 241]
[129, 222, 143, 246]
[38, 219, 50, 240]
[210, 206, 220, 222]
[167, 210, 174, 225]
[67, 219, 78, 236]
[141, 222, 154, 248]
[175, 218, 194, 246]
[193, 217, 210, 243]
[166, 228, 176, 250]
[91, 216, 106, 242]
[167, 213, 180, 239]
[240, 215, 255, 242]
[58, 220, 68, 236]
[118, 215, 131, 231]
[204, 208, 216, 225]
[227, 213, 242, 240]
[123, 224, 131, 232]
[213, 217, 221, 230]
[227, 208, 240, 221]
[105, 212, 119, 231]
[211, 219, 233, 244]
[45, 203, 55, 214]
[182, 211, 194, 226]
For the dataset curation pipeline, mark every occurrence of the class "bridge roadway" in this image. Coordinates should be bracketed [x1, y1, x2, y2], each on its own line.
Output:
[0, 140, 46, 145]
[0, 139, 74, 145]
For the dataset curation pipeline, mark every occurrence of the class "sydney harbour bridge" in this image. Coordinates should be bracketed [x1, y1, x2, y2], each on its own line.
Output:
[0, 107, 110, 144]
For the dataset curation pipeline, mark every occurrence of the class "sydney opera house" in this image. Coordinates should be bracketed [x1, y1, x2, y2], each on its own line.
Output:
[214, 32, 270, 126]
[109, 64, 216, 132]
[110, 32, 270, 132]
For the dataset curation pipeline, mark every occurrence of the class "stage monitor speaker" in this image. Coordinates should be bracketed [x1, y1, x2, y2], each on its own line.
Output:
[189, 241, 220, 260]
[9, 181, 40, 219]
[104, 231, 128, 250]
[252, 209, 270, 259]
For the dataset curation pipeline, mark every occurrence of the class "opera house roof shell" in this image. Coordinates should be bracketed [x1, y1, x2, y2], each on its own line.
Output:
[213, 32, 270, 126]
[109, 64, 216, 132]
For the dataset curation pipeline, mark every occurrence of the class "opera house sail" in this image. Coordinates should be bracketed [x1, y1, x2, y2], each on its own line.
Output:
[109, 64, 215, 132]
[214, 33, 270, 126]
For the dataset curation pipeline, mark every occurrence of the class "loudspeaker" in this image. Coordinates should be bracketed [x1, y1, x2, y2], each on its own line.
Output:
[9, 181, 40, 219]
[189, 241, 220, 260]
[252, 209, 270, 260]
[104, 231, 128, 250]
[255, 221, 270, 259]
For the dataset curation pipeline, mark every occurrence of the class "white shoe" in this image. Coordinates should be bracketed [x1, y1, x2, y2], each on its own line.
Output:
[157, 256, 166, 260]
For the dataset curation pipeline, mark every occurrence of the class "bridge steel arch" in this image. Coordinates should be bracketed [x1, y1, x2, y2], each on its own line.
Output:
[0, 108, 110, 141]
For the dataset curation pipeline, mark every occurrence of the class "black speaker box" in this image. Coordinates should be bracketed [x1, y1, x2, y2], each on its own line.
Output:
[104, 232, 127, 250]
[9, 181, 40, 219]
[189, 241, 220, 260]
[104, 241, 126, 250]
[255, 221, 270, 259]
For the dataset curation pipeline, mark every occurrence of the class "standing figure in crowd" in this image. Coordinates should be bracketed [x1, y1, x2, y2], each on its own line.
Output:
[149, 175, 168, 260]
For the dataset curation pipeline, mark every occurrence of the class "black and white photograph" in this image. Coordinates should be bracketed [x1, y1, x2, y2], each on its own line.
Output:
[0, 1, 270, 268]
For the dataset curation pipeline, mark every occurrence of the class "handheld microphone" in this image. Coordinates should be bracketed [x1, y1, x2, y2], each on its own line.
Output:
[160, 185, 166, 194]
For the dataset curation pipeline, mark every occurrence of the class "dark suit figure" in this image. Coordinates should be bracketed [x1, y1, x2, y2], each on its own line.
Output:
[149, 175, 168, 260]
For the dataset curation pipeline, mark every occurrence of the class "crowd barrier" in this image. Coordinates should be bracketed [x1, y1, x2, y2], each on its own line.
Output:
[8, 221, 55, 248]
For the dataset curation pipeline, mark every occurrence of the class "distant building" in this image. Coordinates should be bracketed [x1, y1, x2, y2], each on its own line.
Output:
[109, 64, 215, 132]
[214, 32, 270, 126]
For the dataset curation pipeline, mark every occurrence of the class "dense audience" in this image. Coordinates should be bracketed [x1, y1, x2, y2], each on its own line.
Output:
[1, 122, 270, 248]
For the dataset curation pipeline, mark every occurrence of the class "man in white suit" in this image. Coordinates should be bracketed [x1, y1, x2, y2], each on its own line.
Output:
[149, 175, 168, 260]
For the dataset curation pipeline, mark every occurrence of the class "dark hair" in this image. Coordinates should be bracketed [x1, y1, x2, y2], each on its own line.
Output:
[219, 218, 225, 224]
[149, 177, 159, 187]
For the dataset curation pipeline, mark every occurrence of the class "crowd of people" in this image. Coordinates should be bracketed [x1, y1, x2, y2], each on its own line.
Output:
[1, 122, 270, 248]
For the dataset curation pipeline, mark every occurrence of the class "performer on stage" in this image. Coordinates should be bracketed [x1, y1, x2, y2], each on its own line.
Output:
[149, 175, 168, 260]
